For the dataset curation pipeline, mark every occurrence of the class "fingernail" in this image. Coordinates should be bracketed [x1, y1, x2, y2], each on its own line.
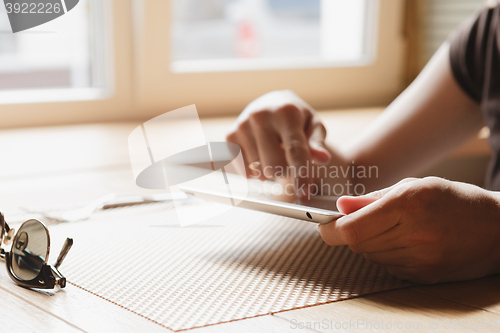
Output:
[310, 141, 323, 150]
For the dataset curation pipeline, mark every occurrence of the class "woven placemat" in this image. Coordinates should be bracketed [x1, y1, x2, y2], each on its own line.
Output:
[49, 201, 412, 331]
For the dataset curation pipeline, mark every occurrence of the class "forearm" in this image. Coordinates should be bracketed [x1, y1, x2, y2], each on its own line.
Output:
[326, 43, 482, 193]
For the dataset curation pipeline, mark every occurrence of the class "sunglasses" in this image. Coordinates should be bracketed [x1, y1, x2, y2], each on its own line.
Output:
[0, 213, 73, 289]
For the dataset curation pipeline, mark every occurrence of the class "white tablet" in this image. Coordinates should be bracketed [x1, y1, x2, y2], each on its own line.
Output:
[179, 186, 344, 224]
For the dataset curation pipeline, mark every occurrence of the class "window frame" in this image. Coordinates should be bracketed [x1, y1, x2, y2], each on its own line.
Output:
[0, 0, 406, 128]
[169, 0, 377, 74]
[134, 0, 406, 119]
[0, 0, 135, 128]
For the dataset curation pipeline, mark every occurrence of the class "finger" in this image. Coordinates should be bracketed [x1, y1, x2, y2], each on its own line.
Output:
[226, 133, 247, 177]
[336, 177, 420, 214]
[274, 111, 311, 198]
[230, 142, 249, 177]
[320, 177, 422, 246]
[281, 132, 311, 198]
[249, 116, 287, 179]
[336, 186, 390, 215]
[318, 194, 400, 246]
[306, 119, 331, 164]
[228, 123, 261, 178]
[336, 196, 379, 215]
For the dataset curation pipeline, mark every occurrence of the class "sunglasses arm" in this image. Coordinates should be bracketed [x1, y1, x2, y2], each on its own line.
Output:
[54, 238, 73, 269]
[50, 265, 66, 287]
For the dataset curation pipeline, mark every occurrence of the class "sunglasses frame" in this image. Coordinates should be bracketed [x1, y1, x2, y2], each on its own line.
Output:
[0, 213, 73, 289]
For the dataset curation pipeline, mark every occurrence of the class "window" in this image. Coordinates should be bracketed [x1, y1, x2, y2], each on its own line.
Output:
[136, 0, 403, 119]
[0, 0, 406, 128]
[0, 0, 133, 128]
[170, 0, 375, 72]
[0, 0, 110, 104]
[0, 1, 90, 90]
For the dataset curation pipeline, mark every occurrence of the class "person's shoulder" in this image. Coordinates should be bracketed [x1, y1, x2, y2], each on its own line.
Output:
[449, 2, 499, 103]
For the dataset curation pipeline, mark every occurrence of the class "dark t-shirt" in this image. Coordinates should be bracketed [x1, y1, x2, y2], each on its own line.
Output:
[449, 3, 500, 190]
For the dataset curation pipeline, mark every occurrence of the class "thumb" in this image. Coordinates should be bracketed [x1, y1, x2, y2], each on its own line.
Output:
[336, 191, 385, 215]
[336, 177, 419, 214]
[308, 122, 331, 164]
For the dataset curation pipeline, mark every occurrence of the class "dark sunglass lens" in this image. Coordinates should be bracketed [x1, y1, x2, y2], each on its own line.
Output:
[11, 220, 48, 281]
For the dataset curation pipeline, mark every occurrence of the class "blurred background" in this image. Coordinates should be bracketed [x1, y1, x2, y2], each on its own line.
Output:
[0, 0, 487, 127]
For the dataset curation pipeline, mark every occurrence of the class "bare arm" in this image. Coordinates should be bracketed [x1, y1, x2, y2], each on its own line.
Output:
[227, 43, 482, 196]
[342, 43, 483, 191]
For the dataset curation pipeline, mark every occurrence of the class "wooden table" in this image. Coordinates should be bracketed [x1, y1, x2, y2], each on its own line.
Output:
[1, 109, 499, 332]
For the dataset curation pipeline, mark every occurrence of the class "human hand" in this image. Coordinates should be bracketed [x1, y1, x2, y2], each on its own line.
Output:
[226, 90, 332, 197]
[318, 177, 500, 284]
